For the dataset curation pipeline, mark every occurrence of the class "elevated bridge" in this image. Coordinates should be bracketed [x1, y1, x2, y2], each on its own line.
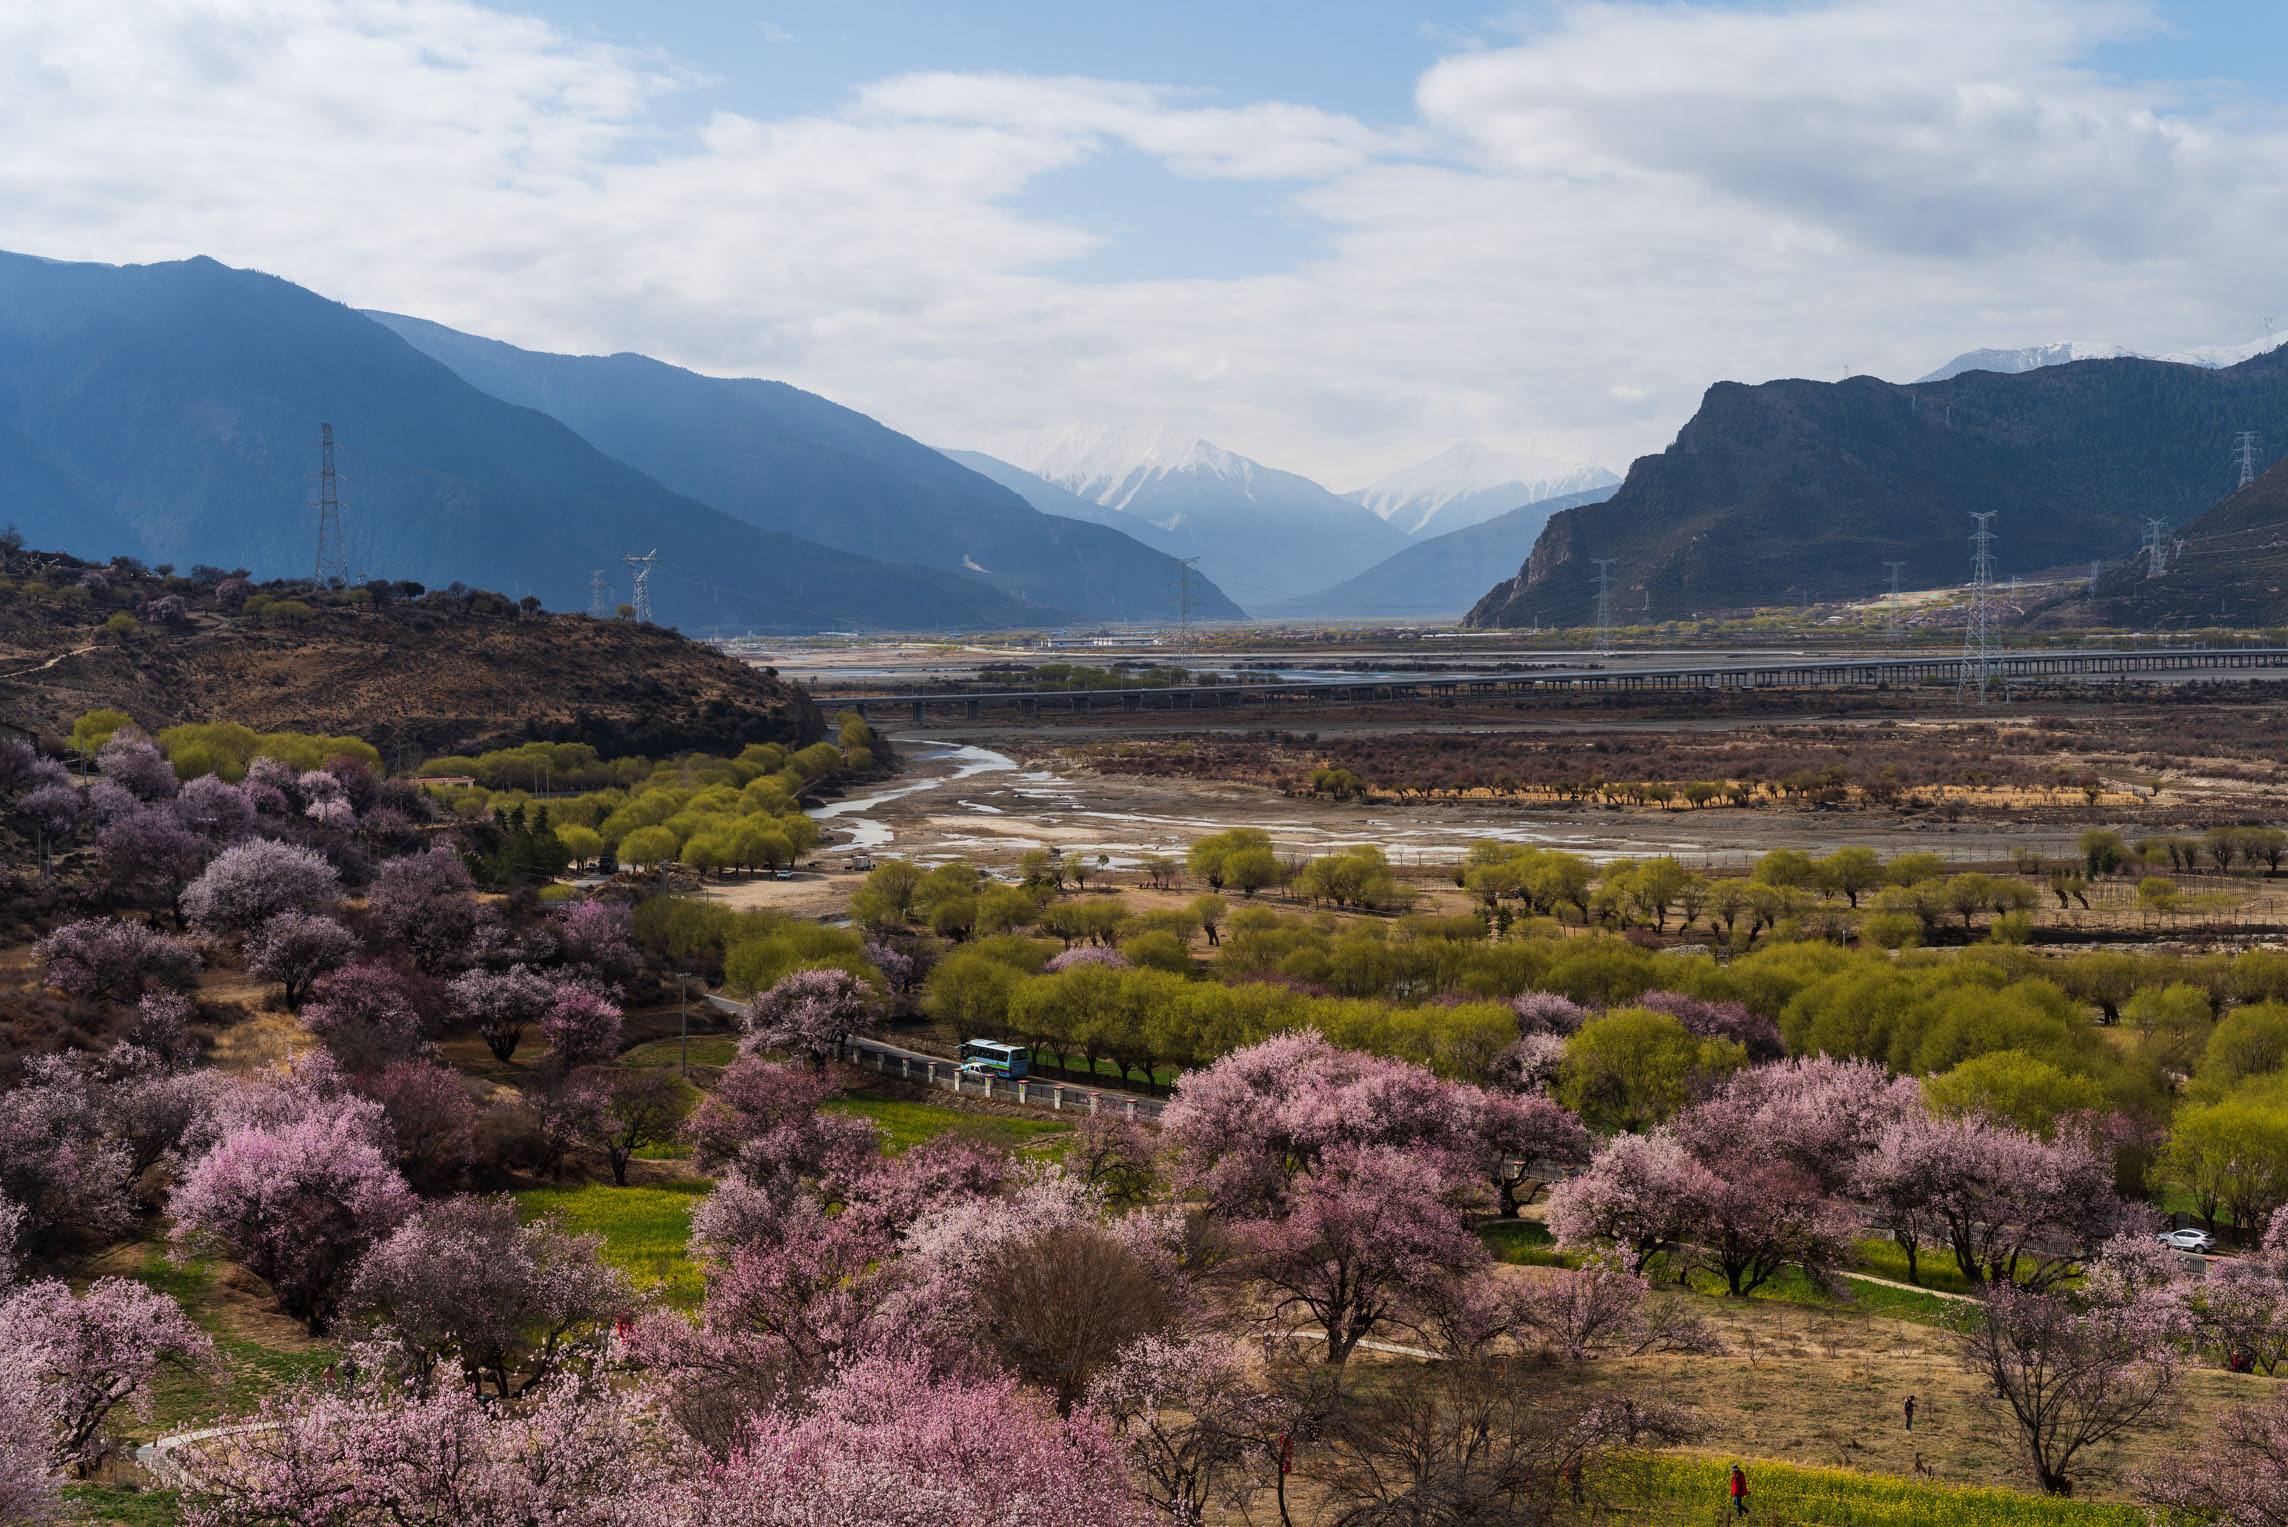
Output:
[824, 646, 2288, 724]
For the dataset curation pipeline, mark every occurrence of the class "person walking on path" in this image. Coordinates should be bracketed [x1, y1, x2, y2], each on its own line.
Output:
[1730, 1462, 1749, 1516]
[1904, 1394, 1917, 1433]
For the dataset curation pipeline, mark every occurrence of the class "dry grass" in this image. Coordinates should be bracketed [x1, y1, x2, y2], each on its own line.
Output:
[1563, 1293, 2262, 1502]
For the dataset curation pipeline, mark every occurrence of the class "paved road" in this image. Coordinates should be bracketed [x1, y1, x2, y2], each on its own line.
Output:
[704, 991, 1165, 1121]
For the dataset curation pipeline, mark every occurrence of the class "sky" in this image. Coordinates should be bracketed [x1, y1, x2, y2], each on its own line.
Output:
[5, 0, 2288, 489]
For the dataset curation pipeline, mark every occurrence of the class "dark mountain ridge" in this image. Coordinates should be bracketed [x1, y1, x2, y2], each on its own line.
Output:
[1467, 350, 2288, 628]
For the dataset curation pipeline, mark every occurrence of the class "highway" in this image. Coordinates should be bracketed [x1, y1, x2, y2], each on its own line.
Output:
[822, 645, 2288, 722]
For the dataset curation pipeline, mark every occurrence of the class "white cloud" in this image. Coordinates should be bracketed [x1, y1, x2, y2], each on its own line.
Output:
[2, 0, 2284, 491]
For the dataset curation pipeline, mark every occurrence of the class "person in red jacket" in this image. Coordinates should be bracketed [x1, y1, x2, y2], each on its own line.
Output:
[1730, 1462, 1750, 1516]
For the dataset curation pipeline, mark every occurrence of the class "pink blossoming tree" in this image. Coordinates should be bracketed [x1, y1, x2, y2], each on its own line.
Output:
[180, 1375, 669, 1525]
[180, 839, 340, 937]
[344, 1195, 633, 1399]
[1239, 1144, 1485, 1364]
[696, 1351, 1148, 1527]
[0, 1277, 211, 1474]
[34, 919, 200, 1002]
[170, 1103, 415, 1332]
[742, 968, 883, 1070]
[245, 911, 360, 1010]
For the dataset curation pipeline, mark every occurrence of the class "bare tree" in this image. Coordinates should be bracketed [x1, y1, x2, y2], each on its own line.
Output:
[975, 1224, 1185, 1413]
[1293, 1350, 1698, 1524]
[1952, 1283, 2180, 1495]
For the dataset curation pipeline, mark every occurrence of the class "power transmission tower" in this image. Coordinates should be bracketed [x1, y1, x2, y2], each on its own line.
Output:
[2142, 518, 2170, 578]
[623, 549, 657, 625]
[2237, 431, 2261, 488]
[589, 570, 610, 619]
[312, 423, 348, 585]
[1173, 555, 1201, 648]
[1883, 560, 1907, 647]
[1957, 512, 1998, 704]
[1590, 559, 1617, 656]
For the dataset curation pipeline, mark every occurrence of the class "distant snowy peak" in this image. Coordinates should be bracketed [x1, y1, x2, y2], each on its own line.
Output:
[1347, 441, 1619, 538]
[1919, 335, 2287, 384]
[2158, 335, 2288, 369]
[966, 422, 1407, 603]
[1916, 342, 2138, 383]
[984, 423, 1258, 509]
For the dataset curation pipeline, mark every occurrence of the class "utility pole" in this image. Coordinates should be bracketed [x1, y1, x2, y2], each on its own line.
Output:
[2142, 518, 2170, 578]
[677, 971, 692, 1077]
[589, 569, 610, 620]
[623, 549, 657, 625]
[1958, 512, 1998, 705]
[1884, 560, 1907, 647]
[312, 423, 348, 585]
[1590, 559, 1617, 656]
[2237, 432, 2262, 489]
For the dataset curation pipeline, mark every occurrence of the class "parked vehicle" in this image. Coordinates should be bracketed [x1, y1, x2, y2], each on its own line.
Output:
[2156, 1227, 2216, 1254]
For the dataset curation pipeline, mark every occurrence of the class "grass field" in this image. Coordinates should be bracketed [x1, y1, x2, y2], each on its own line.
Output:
[1612, 1455, 2153, 1524]
[127, 1248, 335, 1436]
[515, 1180, 710, 1308]
[620, 1034, 741, 1071]
[823, 1087, 1072, 1154]
[62, 1484, 183, 1525]
[1847, 1238, 1983, 1296]
[1480, 1222, 1962, 1327]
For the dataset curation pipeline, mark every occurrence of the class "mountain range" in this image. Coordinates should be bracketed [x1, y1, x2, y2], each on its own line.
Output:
[368, 315, 1238, 625]
[0, 251, 1237, 634]
[1266, 486, 1619, 620]
[1466, 347, 2288, 629]
[1919, 334, 2288, 383]
[970, 424, 1409, 603]
[1344, 442, 1618, 539]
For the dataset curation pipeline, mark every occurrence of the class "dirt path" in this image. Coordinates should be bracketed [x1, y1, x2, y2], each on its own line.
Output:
[0, 641, 99, 682]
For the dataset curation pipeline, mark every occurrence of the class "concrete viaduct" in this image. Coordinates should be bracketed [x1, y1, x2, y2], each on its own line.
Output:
[825, 646, 2288, 725]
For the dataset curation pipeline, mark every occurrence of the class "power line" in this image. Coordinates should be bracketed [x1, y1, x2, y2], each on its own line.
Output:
[589, 569, 610, 620]
[312, 423, 347, 585]
[1590, 558, 1617, 656]
[1958, 512, 1998, 705]
[623, 549, 658, 625]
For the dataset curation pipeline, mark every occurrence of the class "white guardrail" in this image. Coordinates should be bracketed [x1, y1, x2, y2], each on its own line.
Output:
[702, 991, 1167, 1122]
[838, 1035, 1165, 1123]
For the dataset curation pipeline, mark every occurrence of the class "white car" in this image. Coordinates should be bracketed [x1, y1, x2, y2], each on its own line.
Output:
[2155, 1228, 2216, 1254]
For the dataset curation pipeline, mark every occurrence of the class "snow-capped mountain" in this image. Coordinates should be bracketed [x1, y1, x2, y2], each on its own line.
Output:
[1917, 342, 2138, 383]
[975, 423, 1407, 603]
[2157, 335, 2288, 369]
[1346, 442, 1620, 538]
[1919, 334, 2287, 384]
